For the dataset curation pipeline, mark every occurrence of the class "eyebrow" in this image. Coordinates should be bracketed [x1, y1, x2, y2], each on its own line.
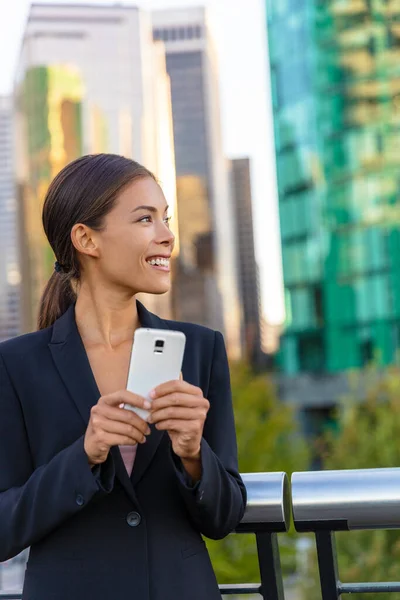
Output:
[131, 205, 169, 213]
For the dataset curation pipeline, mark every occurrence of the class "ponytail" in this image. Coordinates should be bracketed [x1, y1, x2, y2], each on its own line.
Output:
[37, 271, 77, 330]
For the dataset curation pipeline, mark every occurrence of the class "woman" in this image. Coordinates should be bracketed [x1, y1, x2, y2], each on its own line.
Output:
[0, 154, 246, 600]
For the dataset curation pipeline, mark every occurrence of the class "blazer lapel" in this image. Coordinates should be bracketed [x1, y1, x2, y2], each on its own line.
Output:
[48, 304, 137, 503]
[48, 304, 99, 425]
[130, 301, 169, 487]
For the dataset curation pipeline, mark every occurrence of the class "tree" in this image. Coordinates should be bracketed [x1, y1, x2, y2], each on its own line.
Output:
[206, 362, 310, 584]
[301, 365, 400, 600]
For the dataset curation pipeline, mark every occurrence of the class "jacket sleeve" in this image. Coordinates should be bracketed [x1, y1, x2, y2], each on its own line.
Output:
[0, 352, 115, 562]
[170, 331, 247, 539]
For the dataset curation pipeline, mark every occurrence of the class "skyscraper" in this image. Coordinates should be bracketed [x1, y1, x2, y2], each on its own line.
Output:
[266, 1, 400, 428]
[230, 158, 264, 368]
[152, 7, 242, 359]
[15, 3, 177, 332]
[0, 96, 21, 342]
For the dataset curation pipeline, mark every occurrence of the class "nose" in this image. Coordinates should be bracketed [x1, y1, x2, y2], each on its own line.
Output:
[157, 220, 175, 248]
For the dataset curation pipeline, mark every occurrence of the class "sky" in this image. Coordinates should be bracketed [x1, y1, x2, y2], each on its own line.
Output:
[0, 0, 285, 325]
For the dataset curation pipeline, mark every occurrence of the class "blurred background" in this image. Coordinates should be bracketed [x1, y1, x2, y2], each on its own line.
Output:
[2, 0, 400, 598]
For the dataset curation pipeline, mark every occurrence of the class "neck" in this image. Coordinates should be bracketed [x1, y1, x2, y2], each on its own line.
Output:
[74, 280, 140, 349]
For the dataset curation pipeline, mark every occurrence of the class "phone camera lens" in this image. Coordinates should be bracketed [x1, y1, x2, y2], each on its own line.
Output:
[155, 340, 164, 348]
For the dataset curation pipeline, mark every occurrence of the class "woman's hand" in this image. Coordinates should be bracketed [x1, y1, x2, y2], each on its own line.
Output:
[84, 391, 151, 466]
[148, 380, 209, 461]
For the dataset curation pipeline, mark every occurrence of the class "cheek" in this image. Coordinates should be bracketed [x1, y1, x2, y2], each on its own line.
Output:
[102, 230, 149, 268]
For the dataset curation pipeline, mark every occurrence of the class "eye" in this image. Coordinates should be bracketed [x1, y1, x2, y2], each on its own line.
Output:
[164, 216, 171, 225]
[138, 215, 152, 223]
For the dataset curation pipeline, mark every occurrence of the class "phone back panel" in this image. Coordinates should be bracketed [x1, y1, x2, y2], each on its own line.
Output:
[125, 328, 186, 420]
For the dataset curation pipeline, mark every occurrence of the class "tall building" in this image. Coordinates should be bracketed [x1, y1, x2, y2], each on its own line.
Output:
[230, 158, 265, 368]
[267, 1, 400, 431]
[0, 96, 21, 342]
[152, 7, 242, 359]
[15, 3, 177, 332]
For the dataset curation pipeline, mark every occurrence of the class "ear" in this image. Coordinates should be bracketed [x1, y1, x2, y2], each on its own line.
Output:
[71, 223, 100, 259]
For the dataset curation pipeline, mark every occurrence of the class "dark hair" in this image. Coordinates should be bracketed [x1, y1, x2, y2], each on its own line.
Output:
[38, 153, 155, 330]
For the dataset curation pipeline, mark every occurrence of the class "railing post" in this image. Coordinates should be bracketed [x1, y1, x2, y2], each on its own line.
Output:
[256, 531, 285, 600]
[315, 531, 341, 600]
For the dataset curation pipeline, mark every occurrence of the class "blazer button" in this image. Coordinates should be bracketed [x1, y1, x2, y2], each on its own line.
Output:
[126, 511, 141, 527]
[76, 494, 84, 506]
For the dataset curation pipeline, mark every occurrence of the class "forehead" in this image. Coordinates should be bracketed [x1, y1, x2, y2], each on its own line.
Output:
[115, 177, 167, 212]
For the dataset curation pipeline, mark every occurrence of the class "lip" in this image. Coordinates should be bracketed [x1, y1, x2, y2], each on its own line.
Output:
[146, 254, 171, 260]
[145, 255, 171, 273]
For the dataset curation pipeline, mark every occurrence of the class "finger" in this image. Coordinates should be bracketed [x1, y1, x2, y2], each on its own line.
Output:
[90, 404, 150, 436]
[98, 418, 148, 444]
[99, 390, 151, 410]
[90, 418, 147, 444]
[154, 419, 199, 432]
[97, 404, 150, 435]
[151, 380, 203, 399]
[100, 432, 148, 447]
[151, 393, 209, 412]
[90, 411, 149, 440]
[149, 407, 206, 424]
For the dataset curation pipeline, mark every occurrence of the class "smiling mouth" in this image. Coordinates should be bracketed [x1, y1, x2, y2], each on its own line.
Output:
[146, 257, 170, 272]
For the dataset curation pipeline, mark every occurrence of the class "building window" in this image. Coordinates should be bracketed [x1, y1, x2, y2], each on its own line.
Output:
[313, 285, 324, 326]
[360, 339, 374, 366]
[298, 333, 325, 372]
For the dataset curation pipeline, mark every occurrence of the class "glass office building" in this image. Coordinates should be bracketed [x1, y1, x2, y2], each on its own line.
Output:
[230, 158, 265, 369]
[16, 65, 84, 330]
[267, 0, 400, 386]
[152, 8, 243, 359]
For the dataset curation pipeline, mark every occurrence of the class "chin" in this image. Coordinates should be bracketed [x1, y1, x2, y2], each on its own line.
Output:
[152, 283, 171, 295]
[141, 280, 171, 296]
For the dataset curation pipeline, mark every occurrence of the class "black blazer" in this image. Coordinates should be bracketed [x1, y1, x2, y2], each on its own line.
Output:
[0, 300, 246, 600]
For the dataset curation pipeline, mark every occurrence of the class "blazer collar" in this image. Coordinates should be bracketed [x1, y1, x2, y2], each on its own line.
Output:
[49, 300, 169, 500]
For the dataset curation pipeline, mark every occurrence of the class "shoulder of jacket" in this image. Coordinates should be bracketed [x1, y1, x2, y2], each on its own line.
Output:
[0, 327, 52, 360]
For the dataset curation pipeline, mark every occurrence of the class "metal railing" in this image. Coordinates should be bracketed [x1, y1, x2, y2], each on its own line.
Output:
[221, 472, 290, 599]
[292, 467, 400, 599]
[0, 472, 291, 600]
[4, 467, 400, 599]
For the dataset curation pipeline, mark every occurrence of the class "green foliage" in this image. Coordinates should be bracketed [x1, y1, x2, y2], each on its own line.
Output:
[206, 361, 310, 584]
[301, 365, 400, 600]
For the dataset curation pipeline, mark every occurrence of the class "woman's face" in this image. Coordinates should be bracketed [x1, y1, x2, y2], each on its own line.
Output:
[89, 177, 175, 296]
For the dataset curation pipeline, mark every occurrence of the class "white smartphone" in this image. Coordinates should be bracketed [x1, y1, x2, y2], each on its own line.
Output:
[124, 328, 186, 421]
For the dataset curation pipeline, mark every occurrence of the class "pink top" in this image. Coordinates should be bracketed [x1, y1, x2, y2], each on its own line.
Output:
[119, 444, 138, 476]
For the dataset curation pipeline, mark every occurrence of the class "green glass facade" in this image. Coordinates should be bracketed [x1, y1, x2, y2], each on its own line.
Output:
[267, 0, 400, 375]
[18, 65, 83, 330]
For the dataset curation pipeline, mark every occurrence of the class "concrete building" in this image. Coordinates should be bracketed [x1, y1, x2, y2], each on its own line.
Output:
[0, 96, 21, 341]
[15, 3, 177, 332]
[230, 158, 265, 368]
[152, 7, 242, 359]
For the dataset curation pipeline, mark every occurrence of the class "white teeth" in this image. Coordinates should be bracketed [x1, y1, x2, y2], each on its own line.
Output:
[147, 257, 169, 267]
